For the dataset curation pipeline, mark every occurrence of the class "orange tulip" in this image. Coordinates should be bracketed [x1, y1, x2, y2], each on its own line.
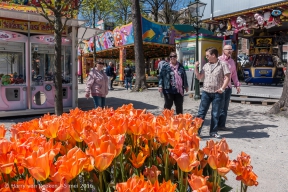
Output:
[0, 138, 16, 155]
[22, 151, 51, 181]
[21, 141, 60, 182]
[188, 174, 209, 192]
[56, 147, 89, 182]
[54, 177, 71, 192]
[0, 152, 16, 174]
[0, 125, 6, 139]
[169, 144, 200, 172]
[37, 118, 60, 139]
[229, 159, 244, 176]
[116, 175, 154, 192]
[143, 165, 161, 184]
[217, 138, 232, 154]
[153, 180, 177, 192]
[208, 151, 230, 176]
[238, 166, 258, 186]
[86, 140, 116, 172]
[129, 151, 147, 168]
[106, 115, 128, 135]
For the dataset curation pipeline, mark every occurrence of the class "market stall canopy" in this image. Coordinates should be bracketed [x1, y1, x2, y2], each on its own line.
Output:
[78, 27, 105, 43]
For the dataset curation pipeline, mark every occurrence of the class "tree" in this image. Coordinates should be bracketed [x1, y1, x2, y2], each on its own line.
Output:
[140, 0, 186, 24]
[140, 0, 166, 22]
[81, 0, 113, 62]
[269, 68, 288, 116]
[8, 0, 83, 115]
[159, 0, 187, 24]
[111, 0, 132, 25]
[131, 0, 147, 91]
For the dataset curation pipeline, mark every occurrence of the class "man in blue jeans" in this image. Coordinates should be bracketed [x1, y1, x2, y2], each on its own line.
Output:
[218, 45, 241, 131]
[194, 47, 231, 138]
[124, 64, 133, 90]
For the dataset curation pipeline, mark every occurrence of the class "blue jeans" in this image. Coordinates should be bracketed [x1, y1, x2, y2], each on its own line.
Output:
[218, 87, 232, 128]
[197, 91, 224, 134]
[92, 96, 106, 108]
[125, 77, 132, 90]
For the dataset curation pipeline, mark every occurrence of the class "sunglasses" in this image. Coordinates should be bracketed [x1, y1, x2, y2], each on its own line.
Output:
[170, 55, 177, 58]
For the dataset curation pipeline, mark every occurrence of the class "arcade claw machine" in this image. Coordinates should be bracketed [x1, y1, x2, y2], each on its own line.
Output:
[242, 36, 284, 85]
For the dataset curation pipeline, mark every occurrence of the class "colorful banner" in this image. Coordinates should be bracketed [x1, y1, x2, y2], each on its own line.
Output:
[141, 17, 181, 44]
[0, 19, 65, 34]
[82, 16, 182, 54]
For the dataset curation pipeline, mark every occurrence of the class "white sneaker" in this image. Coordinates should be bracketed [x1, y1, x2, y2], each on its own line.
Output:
[210, 133, 221, 138]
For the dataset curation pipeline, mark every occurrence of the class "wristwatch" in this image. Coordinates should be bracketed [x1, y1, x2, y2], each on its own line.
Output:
[220, 88, 224, 92]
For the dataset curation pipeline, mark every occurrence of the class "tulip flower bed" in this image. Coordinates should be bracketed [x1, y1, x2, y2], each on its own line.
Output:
[0, 104, 258, 192]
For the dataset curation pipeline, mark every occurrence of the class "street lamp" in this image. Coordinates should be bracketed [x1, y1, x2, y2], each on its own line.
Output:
[188, 0, 206, 100]
[78, 41, 85, 84]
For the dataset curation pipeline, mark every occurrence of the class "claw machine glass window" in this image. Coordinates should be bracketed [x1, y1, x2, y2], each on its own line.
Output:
[0, 42, 25, 85]
[31, 44, 72, 85]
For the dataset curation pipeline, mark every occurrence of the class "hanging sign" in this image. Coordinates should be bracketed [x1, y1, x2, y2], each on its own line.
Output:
[0, 19, 66, 35]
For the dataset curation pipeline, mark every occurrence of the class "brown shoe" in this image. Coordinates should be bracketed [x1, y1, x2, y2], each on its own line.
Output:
[218, 127, 230, 131]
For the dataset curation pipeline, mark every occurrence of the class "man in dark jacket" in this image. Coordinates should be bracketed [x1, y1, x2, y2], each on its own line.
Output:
[106, 62, 116, 90]
[124, 64, 133, 90]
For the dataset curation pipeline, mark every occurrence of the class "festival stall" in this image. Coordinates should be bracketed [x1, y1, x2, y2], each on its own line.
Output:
[0, 2, 84, 117]
[202, 1, 288, 84]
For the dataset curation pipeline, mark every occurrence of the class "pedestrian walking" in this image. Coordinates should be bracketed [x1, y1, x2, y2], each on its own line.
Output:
[106, 62, 116, 90]
[158, 52, 188, 114]
[124, 64, 133, 90]
[157, 57, 168, 98]
[218, 45, 241, 131]
[85, 61, 109, 108]
[195, 47, 230, 138]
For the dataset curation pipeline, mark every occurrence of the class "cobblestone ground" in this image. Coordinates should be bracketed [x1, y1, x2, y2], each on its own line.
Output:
[0, 84, 287, 192]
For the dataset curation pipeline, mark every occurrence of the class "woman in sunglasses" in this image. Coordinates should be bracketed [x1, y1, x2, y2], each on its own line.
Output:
[158, 52, 188, 114]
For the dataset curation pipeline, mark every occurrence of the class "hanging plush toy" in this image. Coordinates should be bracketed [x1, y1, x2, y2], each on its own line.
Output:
[263, 11, 277, 29]
[254, 13, 264, 27]
[227, 20, 232, 30]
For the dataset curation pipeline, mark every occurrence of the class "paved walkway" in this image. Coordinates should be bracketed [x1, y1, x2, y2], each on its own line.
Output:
[0, 83, 287, 192]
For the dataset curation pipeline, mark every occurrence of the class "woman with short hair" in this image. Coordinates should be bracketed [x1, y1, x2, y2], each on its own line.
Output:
[85, 61, 109, 108]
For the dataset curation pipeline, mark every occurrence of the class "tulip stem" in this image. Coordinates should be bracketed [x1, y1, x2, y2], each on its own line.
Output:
[212, 170, 218, 192]
[148, 140, 152, 167]
[7, 174, 12, 190]
[113, 159, 117, 185]
[120, 151, 125, 181]
[184, 172, 188, 192]
[99, 172, 104, 192]
[164, 146, 169, 181]
[77, 175, 81, 192]
[179, 169, 183, 192]
[14, 163, 21, 179]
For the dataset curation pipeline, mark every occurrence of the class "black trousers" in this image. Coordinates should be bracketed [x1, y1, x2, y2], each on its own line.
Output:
[110, 74, 116, 88]
[163, 93, 184, 114]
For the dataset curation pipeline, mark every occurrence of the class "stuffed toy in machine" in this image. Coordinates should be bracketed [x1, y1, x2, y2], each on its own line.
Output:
[1, 75, 11, 85]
